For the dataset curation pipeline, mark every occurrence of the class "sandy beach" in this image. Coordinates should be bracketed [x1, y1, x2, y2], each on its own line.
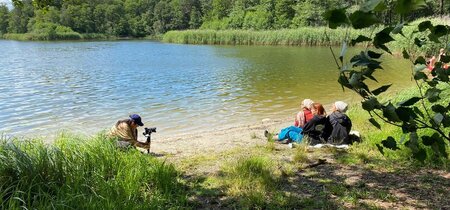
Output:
[149, 117, 293, 159]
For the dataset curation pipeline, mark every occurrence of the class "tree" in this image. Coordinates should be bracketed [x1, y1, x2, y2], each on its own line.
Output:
[0, 3, 9, 34]
[325, 0, 450, 161]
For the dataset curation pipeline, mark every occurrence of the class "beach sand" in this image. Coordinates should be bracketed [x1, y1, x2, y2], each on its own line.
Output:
[147, 117, 293, 160]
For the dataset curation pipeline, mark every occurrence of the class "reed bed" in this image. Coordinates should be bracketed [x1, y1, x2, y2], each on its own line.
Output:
[0, 133, 188, 209]
[162, 27, 374, 46]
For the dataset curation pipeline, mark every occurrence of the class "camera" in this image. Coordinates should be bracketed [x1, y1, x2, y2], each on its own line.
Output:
[143, 127, 157, 136]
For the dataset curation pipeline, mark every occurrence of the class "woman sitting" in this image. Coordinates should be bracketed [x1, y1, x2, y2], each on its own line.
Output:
[267, 102, 326, 144]
[324, 101, 352, 144]
[295, 99, 314, 127]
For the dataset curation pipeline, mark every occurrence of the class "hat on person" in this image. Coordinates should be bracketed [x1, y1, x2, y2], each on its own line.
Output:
[129, 114, 144, 126]
[334, 101, 348, 113]
[301, 99, 314, 110]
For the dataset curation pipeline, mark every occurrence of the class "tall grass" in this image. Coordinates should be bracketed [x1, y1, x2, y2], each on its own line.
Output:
[163, 27, 375, 46]
[0, 133, 188, 209]
[2, 33, 111, 41]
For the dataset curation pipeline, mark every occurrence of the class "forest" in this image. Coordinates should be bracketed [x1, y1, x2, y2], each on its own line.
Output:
[0, 0, 449, 39]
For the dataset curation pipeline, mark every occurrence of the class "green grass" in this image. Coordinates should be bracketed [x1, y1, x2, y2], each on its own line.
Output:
[162, 27, 376, 46]
[0, 133, 188, 209]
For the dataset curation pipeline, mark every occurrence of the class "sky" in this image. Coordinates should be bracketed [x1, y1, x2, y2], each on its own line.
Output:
[0, 0, 12, 9]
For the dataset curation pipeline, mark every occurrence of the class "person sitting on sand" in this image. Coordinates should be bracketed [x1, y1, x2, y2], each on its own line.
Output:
[300, 103, 328, 144]
[323, 101, 352, 145]
[295, 99, 314, 127]
[265, 102, 326, 144]
[109, 114, 150, 149]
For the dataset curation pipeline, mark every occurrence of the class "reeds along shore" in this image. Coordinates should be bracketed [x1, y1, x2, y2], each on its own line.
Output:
[162, 27, 374, 46]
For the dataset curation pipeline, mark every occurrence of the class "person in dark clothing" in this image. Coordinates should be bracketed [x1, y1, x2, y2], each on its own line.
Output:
[301, 106, 328, 145]
[323, 101, 352, 145]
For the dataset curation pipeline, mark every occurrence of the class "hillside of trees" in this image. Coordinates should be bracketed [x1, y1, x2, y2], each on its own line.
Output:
[0, 0, 449, 39]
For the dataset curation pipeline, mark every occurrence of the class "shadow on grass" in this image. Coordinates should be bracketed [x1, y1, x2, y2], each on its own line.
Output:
[183, 149, 450, 209]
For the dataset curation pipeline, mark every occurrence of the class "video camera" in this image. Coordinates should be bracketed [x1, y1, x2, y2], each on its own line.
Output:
[143, 127, 156, 154]
[143, 127, 157, 137]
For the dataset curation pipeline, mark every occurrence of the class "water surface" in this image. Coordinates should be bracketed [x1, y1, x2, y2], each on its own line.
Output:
[0, 40, 412, 139]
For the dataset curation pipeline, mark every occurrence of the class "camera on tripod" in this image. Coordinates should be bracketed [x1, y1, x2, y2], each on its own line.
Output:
[143, 127, 156, 137]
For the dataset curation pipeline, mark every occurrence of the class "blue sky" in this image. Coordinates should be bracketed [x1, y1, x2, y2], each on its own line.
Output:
[0, 0, 12, 9]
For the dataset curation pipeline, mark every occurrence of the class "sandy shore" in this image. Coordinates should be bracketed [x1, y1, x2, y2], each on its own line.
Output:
[148, 117, 293, 159]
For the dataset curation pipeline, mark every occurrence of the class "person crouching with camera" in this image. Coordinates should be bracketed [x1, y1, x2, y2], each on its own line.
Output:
[109, 114, 150, 149]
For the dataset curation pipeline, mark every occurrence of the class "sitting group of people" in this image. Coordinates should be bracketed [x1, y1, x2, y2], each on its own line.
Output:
[427, 48, 448, 71]
[265, 99, 353, 146]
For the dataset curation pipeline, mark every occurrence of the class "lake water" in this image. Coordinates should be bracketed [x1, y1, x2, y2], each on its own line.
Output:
[0, 40, 412, 139]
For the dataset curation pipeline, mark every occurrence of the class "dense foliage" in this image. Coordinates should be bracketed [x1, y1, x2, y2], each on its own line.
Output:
[1, 0, 449, 39]
[325, 0, 450, 161]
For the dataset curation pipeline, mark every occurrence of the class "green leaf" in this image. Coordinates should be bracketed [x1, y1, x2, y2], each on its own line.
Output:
[369, 117, 381, 129]
[349, 11, 380, 29]
[422, 135, 435, 146]
[395, 0, 427, 15]
[383, 103, 401, 122]
[351, 35, 372, 46]
[418, 21, 432, 32]
[413, 149, 427, 162]
[402, 49, 410, 59]
[374, 29, 394, 53]
[338, 74, 352, 90]
[414, 38, 424, 47]
[396, 107, 416, 121]
[392, 23, 405, 36]
[381, 136, 400, 150]
[414, 56, 426, 65]
[367, 50, 382, 59]
[434, 113, 444, 125]
[432, 25, 448, 38]
[362, 97, 380, 111]
[360, 0, 385, 12]
[414, 64, 427, 72]
[413, 71, 427, 80]
[431, 104, 447, 113]
[435, 67, 449, 82]
[425, 88, 441, 103]
[372, 84, 391, 96]
[413, 107, 424, 118]
[324, 9, 349, 29]
[398, 97, 421, 106]
[440, 55, 450, 63]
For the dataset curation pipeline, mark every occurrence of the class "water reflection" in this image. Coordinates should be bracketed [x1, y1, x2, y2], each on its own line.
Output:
[0, 40, 412, 139]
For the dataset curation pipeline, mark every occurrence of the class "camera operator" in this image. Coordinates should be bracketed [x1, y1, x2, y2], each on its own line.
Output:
[109, 114, 150, 149]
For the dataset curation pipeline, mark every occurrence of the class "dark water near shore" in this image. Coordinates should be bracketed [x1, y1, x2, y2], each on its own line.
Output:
[0, 40, 412, 139]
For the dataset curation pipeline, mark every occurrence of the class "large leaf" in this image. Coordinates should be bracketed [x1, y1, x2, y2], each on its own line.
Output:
[349, 11, 380, 29]
[396, 107, 416, 121]
[374, 29, 394, 53]
[413, 149, 427, 162]
[440, 55, 450, 63]
[414, 56, 426, 65]
[434, 113, 444, 125]
[372, 84, 391, 96]
[367, 50, 382, 59]
[395, 0, 427, 15]
[398, 97, 422, 106]
[351, 35, 372, 46]
[362, 97, 380, 111]
[413, 71, 427, 80]
[338, 74, 352, 90]
[381, 136, 400, 150]
[418, 21, 432, 32]
[431, 104, 447, 113]
[435, 68, 449, 82]
[383, 103, 401, 122]
[425, 88, 442, 103]
[432, 25, 449, 38]
[369, 117, 381, 129]
[324, 9, 349, 29]
[360, 0, 386, 12]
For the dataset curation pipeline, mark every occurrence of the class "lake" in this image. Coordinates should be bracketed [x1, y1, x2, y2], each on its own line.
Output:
[0, 40, 412, 139]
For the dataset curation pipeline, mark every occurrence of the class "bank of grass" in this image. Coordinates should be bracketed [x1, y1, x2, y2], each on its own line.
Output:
[0, 133, 188, 209]
[2, 33, 111, 41]
[162, 27, 374, 46]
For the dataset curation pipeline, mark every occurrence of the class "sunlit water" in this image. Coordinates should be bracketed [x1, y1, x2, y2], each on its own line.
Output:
[0, 40, 412, 139]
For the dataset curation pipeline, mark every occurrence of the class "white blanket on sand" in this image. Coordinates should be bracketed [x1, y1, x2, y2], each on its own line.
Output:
[308, 144, 350, 149]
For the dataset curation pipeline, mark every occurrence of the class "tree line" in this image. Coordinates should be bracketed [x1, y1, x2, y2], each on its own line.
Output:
[0, 0, 449, 38]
